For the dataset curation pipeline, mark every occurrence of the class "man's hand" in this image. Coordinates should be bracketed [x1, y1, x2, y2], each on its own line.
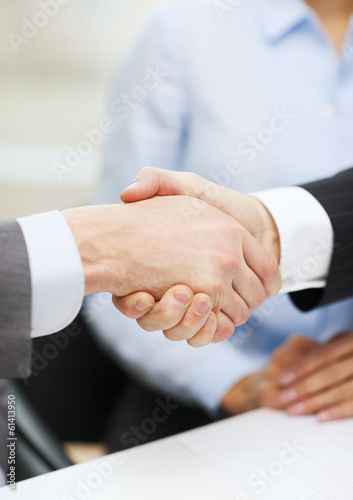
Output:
[113, 285, 217, 348]
[121, 167, 281, 259]
[279, 331, 353, 421]
[63, 196, 281, 345]
[220, 335, 319, 415]
[117, 167, 282, 345]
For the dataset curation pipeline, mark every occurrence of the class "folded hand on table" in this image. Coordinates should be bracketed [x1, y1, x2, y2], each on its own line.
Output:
[220, 335, 319, 415]
[280, 330, 353, 421]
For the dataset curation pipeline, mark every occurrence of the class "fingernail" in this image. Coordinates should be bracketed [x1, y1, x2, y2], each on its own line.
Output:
[317, 410, 331, 422]
[123, 181, 139, 192]
[136, 300, 152, 312]
[194, 300, 211, 315]
[280, 389, 298, 404]
[205, 314, 214, 326]
[174, 292, 191, 307]
[288, 402, 306, 415]
[280, 372, 296, 386]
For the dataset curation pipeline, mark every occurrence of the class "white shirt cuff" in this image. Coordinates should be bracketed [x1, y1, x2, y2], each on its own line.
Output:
[17, 211, 85, 338]
[251, 186, 334, 293]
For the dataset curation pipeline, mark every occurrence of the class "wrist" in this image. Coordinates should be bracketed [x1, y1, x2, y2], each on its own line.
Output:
[63, 205, 126, 297]
[248, 197, 281, 263]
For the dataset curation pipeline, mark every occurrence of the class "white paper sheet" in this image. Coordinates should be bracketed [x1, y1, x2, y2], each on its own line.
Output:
[178, 409, 353, 500]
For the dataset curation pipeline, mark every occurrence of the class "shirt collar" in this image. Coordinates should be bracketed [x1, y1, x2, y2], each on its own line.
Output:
[255, 0, 312, 44]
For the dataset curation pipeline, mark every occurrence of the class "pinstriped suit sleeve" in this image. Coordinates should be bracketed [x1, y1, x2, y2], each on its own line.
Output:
[291, 168, 353, 311]
[0, 219, 32, 379]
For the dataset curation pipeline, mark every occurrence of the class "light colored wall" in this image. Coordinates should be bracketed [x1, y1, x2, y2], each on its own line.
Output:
[0, 0, 163, 218]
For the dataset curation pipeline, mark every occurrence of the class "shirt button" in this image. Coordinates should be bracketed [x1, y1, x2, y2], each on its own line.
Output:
[322, 102, 336, 117]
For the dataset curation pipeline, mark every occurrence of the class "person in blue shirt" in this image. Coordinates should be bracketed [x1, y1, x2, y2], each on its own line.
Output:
[89, 0, 353, 422]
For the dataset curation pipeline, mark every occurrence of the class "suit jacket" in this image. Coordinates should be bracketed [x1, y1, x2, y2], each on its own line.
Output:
[0, 219, 32, 378]
[291, 168, 353, 311]
[0, 219, 32, 472]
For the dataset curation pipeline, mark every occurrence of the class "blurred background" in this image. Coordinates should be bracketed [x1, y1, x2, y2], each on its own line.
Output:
[0, 0, 161, 219]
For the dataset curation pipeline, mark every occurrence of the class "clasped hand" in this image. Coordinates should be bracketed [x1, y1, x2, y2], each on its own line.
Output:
[112, 168, 282, 347]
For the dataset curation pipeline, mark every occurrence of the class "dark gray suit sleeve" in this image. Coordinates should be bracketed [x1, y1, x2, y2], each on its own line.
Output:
[0, 219, 32, 379]
[290, 168, 353, 311]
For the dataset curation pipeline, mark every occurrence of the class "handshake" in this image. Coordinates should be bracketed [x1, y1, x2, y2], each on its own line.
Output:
[64, 168, 282, 347]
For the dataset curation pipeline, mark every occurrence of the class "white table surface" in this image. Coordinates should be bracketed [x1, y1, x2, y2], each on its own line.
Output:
[2, 408, 352, 500]
[0, 425, 237, 500]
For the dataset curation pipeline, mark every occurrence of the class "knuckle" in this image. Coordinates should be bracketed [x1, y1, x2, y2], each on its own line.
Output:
[337, 384, 349, 400]
[112, 297, 124, 313]
[162, 309, 180, 325]
[188, 172, 200, 184]
[252, 290, 266, 311]
[266, 365, 280, 379]
[272, 347, 284, 362]
[179, 317, 197, 334]
[302, 399, 312, 412]
[139, 166, 153, 177]
[217, 242, 239, 270]
[235, 306, 250, 326]
[327, 364, 341, 381]
[259, 387, 272, 407]
[287, 334, 308, 350]
[231, 256, 242, 273]
[214, 324, 234, 343]
[290, 334, 305, 344]
[137, 318, 157, 332]
[263, 253, 279, 278]
[227, 221, 243, 243]
[188, 335, 210, 348]
[163, 329, 184, 342]
[296, 381, 309, 396]
[177, 284, 193, 296]
[194, 293, 213, 307]
[208, 280, 223, 304]
[293, 384, 303, 397]
[261, 256, 281, 296]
